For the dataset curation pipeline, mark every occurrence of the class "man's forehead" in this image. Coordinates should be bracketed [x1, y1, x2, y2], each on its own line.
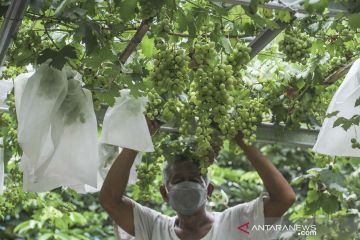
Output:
[169, 161, 201, 177]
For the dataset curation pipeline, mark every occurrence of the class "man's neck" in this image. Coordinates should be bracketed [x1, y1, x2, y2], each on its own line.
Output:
[175, 208, 214, 231]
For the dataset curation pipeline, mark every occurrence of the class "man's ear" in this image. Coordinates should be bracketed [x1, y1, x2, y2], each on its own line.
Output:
[160, 185, 169, 202]
[207, 182, 214, 198]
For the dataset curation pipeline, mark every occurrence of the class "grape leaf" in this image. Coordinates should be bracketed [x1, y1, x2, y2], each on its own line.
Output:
[59, 45, 77, 59]
[29, 0, 44, 13]
[304, 0, 328, 13]
[37, 46, 77, 70]
[348, 14, 360, 30]
[355, 97, 360, 107]
[37, 48, 59, 65]
[118, 0, 137, 21]
[78, 21, 99, 54]
[319, 169, 345, 187]
[140, 35, 155, 57]
[320, 194, 340, 214]
[325, 111, 339, 118]
[333, 117, 352, 131]
[276, 10, 292, 23]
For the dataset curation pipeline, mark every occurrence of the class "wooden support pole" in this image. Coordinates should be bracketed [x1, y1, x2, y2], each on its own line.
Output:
[324, 63, 353, 84]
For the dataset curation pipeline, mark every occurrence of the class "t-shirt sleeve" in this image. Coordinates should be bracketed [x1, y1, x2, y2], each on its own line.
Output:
[222, 192, 282, 239]
[132, 199, 161, 240]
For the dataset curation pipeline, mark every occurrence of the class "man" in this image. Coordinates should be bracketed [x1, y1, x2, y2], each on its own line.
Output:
[99, 120, 296, 239]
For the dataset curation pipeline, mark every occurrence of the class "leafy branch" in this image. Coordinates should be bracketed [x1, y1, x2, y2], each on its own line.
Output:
[117, 18, 153, 64]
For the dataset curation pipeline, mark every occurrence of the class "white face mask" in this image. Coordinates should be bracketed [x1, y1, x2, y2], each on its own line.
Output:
[167, 181, 208, 216]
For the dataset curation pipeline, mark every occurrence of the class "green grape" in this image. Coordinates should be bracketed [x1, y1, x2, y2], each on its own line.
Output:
[225, 43, 252, 77]
[135, 141, 164, 201]
[220, 98, 265, 145]
[161, 98, 182, 122]
[192, 38, 216, 66]
[188, 37, 241, 170]
[179, 102, 196, 136]
[330, 56, 347, 66]
[151, 20, 172, 40]
[279, 29, 311, 64]
[149, 41, 190, 96]
[144, 90, 163, 120]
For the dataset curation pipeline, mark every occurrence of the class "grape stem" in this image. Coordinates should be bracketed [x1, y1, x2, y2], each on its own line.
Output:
[117, 18, 153, 65]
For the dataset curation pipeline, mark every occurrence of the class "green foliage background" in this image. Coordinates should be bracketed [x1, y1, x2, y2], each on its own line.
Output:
[0, 0, 359, 239]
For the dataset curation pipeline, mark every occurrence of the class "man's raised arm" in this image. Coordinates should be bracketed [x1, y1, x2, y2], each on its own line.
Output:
[234, 134, 296, 224]
[99, 119, 160, 236]
[99, 148, 138, 236]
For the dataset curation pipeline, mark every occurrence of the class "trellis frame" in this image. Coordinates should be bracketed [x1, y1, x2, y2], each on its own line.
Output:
[0, 0, 356, 147]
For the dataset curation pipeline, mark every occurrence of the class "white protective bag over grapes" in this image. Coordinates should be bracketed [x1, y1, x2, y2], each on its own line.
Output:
[14, 61, 99, 192]
[101, 89, 153, 151]
[76, 144, 144, 193]
[313, 59, 360, 156]
[0, 138, 4, 194]
[100, 89, 153, 185]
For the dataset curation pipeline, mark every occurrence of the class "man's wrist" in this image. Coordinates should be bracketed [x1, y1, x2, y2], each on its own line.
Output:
[123, 148, 139, 155]
[234, 135, 247, 149]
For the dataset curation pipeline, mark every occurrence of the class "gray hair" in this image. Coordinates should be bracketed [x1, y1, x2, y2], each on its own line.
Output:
[162, 154, 209, 185]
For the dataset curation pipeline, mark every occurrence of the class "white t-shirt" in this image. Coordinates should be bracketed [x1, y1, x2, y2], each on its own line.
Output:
[115, 193, 279, 240]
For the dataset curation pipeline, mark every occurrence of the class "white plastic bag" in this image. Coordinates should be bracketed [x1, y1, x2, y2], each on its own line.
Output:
[101, 89, 154, 152]
[24, 86, 99, 192]
[15, 62, 68, 182]
[0, 138, 4, 194]
[99, 89, 153, 188]
[15, 63, 99, 192]
[313, 59, 360, 156]
[75, 144, 143, 193]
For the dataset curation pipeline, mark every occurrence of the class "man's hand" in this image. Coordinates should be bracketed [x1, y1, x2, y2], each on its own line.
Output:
[233, 131, 296, 224]
[146, 117, 161, 136]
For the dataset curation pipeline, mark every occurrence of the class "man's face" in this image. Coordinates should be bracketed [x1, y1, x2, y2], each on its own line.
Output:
[160, 161, 214, 203]
[168, 161, 206, 187]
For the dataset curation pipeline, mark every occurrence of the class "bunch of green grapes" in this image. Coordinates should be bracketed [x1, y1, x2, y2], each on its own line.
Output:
[225, 43, 252, 77]
[220, 98, 265, 145]
[192, 39, 216, 67]
[149, 20, 172, 40]
[58, 79, 87, 125]
[190, 38, 240, 170]
[161, 98, 183, 122]
[333, 21, 356, 42]
[279, 29, 311, 64]
[36, 64, 67, 99]
[135, 162, 161, 201]
[194, 112, 214, 174]
[190, 63, 235, 124]
[329, 56, 348, 71]
[144, 90, 163, 120]
[138, 0, 164, 19]
[149, 41, 190, 96]
[6, 30, 42, 66]
[179, 102, 196, 136]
